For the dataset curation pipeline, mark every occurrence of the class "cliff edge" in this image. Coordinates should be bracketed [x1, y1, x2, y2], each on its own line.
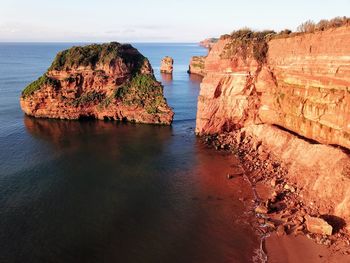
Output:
[196, 26, 350, 227]
[196, 26, 350, 149]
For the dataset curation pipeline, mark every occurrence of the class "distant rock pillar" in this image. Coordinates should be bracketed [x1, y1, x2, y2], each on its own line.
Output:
[160, 56, 174, 74]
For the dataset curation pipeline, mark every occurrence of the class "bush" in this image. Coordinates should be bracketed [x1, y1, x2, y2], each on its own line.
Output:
[279, 29, 292, 35]
[113, 74, 165, 113]
[71, 91, 105, 107]
[297, 20, 316, 33]
[220, 28, 275, 64]
[297, 16, 350, 33]
[48, 42, 147, 74]
[22, 74, 60, 98]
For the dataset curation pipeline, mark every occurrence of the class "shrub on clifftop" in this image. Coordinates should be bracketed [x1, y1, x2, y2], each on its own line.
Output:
[48, 42, 145, 73]
[220, 28, 275, 64]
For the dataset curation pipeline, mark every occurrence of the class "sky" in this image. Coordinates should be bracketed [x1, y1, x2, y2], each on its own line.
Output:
[0, 0, 349, 42]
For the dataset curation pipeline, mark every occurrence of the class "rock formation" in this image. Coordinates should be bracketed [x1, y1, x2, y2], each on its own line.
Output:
[196, 26, 350, 149]
[196, 26, 350, 226]
[188, 56, 206, 76]
[160, 56, 174, 74]
[20, 42, 174, 125]
[199, 38, 219, 49]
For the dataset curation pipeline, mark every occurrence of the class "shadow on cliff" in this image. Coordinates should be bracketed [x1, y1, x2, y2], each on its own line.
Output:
[320, 215, 347, 234]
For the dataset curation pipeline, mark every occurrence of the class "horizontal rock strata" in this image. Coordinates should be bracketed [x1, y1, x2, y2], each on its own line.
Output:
[196, 26, 350, 227]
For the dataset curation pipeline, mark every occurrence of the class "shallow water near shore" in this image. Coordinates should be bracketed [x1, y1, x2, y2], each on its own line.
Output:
[0, 43, 263, 262]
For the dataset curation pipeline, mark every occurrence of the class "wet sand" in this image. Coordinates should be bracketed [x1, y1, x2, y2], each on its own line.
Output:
[266, 234, 350, 263]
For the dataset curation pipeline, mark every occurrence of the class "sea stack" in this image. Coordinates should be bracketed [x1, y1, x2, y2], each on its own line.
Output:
[188, 56, 206, 76]
[160, 56, 174, 74]
[20, 42, 174, 125]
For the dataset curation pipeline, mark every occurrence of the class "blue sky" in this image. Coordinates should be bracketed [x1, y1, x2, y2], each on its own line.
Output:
[0, 0, 349, 42]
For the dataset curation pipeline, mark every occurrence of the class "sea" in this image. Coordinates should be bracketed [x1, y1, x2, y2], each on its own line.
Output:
[0, 43, 261, 263]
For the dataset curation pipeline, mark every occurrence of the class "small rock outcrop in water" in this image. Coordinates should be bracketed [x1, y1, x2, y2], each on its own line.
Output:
[187, 56, 206, 76]
[160, 56, 174, 74]
[20, 42, 174, 125]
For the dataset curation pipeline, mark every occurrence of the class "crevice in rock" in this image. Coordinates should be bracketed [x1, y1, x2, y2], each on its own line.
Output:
[329, 144, 350, 155]
[271, 124, 320, 144]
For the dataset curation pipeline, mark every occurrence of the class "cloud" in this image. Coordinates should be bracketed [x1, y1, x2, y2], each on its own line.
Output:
[0, 22, 192, 42]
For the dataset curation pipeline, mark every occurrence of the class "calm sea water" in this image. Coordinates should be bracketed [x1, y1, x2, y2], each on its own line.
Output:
[0, 43, 260, 263]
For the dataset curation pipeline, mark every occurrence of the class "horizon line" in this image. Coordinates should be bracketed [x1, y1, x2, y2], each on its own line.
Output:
[0, 41, 202, 44]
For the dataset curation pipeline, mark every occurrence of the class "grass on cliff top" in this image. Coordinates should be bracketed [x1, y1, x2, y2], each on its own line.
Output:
[219, 16, 350, 63]
[48, 42, 146, 72]
[221, 16, 350, 44]
[22, 74, 60, 98]
[113, 74, 166, 114]
[220, 28, 273, 64]
[22, 42, 149, 98]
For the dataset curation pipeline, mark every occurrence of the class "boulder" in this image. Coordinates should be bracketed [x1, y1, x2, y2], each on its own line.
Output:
[305, 215, 333, 235]
[255, 205, 269, 214]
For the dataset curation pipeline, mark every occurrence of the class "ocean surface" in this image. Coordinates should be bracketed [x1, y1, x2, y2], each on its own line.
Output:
[0, 43, 260, 263]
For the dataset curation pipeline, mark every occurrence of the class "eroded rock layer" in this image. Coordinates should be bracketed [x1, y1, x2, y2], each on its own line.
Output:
[20, 42, 174, 125]
[196, 26, 350, 150]
[196, 26, 350, 225]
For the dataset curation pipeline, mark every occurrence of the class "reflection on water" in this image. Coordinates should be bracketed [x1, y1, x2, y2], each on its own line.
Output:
[24, 116, 173, 150]
[0, 117, 260, 262]
[189, 73, 204, 84]
[0, 43, 260, 263]
[160, 73, 173, 84]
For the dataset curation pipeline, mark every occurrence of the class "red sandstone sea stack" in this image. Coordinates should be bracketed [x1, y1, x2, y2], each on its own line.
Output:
[20, 42, 174, 125]
[160, 56, 174, 74]
[188, 56, 206, 76]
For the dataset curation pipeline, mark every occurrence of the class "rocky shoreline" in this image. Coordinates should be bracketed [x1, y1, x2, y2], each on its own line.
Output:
[200, 131, 350, 257]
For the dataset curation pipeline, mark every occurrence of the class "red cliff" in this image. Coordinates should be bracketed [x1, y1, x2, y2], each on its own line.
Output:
[196, 26, 350, 226]
[20, 42, 174, 125]
[199, 38, 219, 49]
[197, 26, 350, 149]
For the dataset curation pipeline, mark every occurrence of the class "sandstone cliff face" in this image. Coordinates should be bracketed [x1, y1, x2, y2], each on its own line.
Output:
[188, 56, 206, 76]
[196, 26, 350, 225]
[196, 26, 350, 150]
[160, 56, 174, 74]
[199, 38, 219, 49]
[20, 42, 174, 125]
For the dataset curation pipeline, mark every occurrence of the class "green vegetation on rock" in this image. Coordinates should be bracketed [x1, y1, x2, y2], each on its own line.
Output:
[114, 74, 166, 113]
[297, 16, 350, 33]
[220, 16, 350, 63]
[71, 91, 105, 107]
[22, 74, 60, 98]
[48, 42, 146, 73]
[21, 42, 168, 117]
[220, 28, 274, 64]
